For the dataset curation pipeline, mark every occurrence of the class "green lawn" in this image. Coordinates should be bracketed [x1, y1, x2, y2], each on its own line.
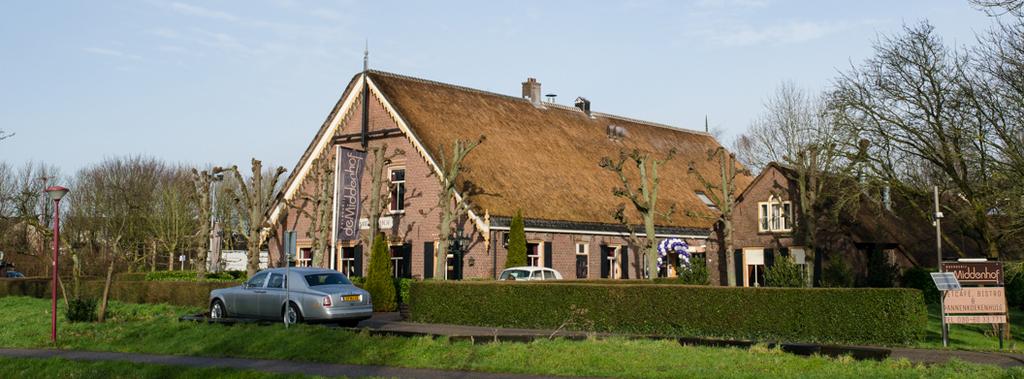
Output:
[0, 296, 1020, 379]
[0, 357, 332, 379]
[920, 305, 1024, 352]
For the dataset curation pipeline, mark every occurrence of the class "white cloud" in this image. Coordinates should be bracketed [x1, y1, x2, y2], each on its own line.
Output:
[83, 47, 143, 61]
[695, 20, 860, 47]
[168, 2, 239, 22]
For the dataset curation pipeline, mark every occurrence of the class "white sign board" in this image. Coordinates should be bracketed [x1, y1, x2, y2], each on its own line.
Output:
[378, 216, 394, 229]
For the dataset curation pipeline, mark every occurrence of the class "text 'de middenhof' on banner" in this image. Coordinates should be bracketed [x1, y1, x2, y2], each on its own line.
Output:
[336, 147, 366, 241]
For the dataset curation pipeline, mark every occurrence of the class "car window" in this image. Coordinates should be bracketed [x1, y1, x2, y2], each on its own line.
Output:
[267, 273, 285, 289]
[304, 273, 352, 286]
[246, 272, 268, 288]
[499, 269, 530, 280]
[531, 270, 542, 279]
[543, 270, 555, 280]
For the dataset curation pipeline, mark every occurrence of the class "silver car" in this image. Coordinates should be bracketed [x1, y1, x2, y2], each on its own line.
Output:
[209, 267, 372, 326]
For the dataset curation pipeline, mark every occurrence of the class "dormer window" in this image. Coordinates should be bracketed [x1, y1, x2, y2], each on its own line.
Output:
[758, 196, 792, 233]
[694, 191, 718, 210]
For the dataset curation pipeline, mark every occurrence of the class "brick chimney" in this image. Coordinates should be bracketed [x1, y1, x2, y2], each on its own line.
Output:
[522, 77, 541, 106]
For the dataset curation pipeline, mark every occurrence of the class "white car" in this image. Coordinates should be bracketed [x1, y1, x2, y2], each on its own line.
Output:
[499, 266, 563, 281]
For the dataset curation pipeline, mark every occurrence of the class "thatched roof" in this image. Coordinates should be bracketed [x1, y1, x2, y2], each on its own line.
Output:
[366, 70, 750, 230]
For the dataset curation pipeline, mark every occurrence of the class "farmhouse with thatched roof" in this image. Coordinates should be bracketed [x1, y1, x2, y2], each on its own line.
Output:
[266, 69, 750, 282]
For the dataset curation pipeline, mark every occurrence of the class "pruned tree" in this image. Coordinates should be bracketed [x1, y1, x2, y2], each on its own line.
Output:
[434, 136, 485, 280]
[688, 147, 746, 286]
[362, 144, 405, 247]
[190, 166, 225, 278]
[600, 148, 677, 279]
[228, 159, 287, 277]
[288, 148, 338, 268]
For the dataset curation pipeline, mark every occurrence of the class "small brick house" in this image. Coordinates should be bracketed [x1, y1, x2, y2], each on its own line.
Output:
[730, 162, 974, 287]
[266, 70, 750, 281]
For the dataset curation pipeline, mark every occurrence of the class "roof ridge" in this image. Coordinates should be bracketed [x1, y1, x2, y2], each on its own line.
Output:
[366, 69, 713, 138]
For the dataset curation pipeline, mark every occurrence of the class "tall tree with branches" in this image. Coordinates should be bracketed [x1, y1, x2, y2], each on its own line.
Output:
[229, 159, 287, 277]
[600, 148, 677, 279]
[434, 137, 484, 280]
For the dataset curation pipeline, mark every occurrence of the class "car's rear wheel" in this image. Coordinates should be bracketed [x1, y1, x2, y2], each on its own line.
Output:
[283, 302, 303, 325]
[210, 300, 226, 319]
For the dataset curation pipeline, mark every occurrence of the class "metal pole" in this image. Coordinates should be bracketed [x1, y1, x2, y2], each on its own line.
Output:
[51, 198, 61, 344]
[935, 186, 948, 347]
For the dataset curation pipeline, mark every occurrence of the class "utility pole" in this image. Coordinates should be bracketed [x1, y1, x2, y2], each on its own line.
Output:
[934, 185, 947, 347]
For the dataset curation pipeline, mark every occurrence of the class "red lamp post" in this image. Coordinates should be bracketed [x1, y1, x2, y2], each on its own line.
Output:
[45, 185, 69, 344]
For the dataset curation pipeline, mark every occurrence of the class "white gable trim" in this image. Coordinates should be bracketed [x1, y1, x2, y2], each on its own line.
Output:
[267, 78, 365, 227]
[365, 76, 489, 236]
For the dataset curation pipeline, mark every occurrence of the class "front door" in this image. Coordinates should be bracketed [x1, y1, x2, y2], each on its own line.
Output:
[236, 272, 268, 317]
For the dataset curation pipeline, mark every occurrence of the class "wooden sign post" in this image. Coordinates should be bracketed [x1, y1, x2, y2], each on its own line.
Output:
[941, 261, 1007, 349]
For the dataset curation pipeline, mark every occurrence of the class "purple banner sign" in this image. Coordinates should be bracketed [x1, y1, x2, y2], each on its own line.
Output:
[336, 147, 366, 241]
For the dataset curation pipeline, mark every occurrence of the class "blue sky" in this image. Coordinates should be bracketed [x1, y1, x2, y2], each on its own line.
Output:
[0, 0, 1003, 177]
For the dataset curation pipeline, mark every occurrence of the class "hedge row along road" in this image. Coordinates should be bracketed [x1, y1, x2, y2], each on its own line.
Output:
[409, 281, 929, 345]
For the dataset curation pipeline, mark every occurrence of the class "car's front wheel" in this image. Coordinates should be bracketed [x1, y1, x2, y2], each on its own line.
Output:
[210, 300, 226, 319]
[283, 302, 303, 325]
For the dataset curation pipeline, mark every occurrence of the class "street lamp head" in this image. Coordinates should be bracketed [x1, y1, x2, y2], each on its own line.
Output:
[44, 186, 69, 201]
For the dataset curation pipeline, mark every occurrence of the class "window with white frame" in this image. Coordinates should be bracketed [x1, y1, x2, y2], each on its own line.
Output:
[388, 167, 406, 213]
[758, 196, 792, 233]
[340, 246, 357, 277]
[526, 242, 541, 267]
[296, 248, 313, 267]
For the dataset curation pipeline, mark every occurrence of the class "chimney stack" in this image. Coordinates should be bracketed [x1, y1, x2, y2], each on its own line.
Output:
[575, 97, 592, 117]
[522, 77, 541, 106]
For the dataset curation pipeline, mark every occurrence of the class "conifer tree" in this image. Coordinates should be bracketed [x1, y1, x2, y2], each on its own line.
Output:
[505, 209, 527, 268]
[365, 233, 396, 311]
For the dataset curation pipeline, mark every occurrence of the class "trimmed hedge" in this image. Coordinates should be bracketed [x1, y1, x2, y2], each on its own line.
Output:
[351, 276, 413, 304]
[144, 270, 245, 282]
[410, 281, 928, 345]
[0, 278, 238, 308]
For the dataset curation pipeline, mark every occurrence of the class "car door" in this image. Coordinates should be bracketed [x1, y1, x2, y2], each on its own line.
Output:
[260, 272, 287, 319]
[236, 272, 268, 317]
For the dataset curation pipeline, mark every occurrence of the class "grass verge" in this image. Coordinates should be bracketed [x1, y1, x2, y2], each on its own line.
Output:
[0, 357, 332, 379]
[0, 296, 1020, 378]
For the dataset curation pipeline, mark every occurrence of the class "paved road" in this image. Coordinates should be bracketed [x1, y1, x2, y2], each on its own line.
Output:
[0, 348, 599, 379]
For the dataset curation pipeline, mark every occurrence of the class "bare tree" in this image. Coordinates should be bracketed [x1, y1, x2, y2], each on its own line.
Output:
[190, 166, 225, 277]
[228, 159, 286, 277]
[0, 130, 12, 142]
[360, 145, 405, 248]
[600, 148, 677, 279]
[830, 21, 1005, 258]
[150, 167, 199, 272]
[688, 148, 747, 286]
[289, 148, 342, 268]
[971, 0, 1024, 16]
[434, 137, 484, 280]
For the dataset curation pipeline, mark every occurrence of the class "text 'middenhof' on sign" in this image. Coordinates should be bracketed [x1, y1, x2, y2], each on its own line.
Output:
[942, 261, 1003, 285]
[943, 287, 1007, 314]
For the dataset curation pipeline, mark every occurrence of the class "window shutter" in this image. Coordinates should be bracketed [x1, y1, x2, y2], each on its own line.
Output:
[733, 249, 743, 286]
[600, 245, 610, 278]
[576, 255, 588, 279]
[403, 244, 412, 278]
[353, 245, 363, 278]
[620, 246, 629, 279]
[543, 242, 553, 268]
[764, 248, 775, 271]
[423, 242, 434, 279]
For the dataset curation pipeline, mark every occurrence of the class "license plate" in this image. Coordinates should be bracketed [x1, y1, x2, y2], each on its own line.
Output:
[342, 295, 360, 302]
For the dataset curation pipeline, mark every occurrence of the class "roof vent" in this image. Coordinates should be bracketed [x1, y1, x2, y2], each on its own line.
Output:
[606, 124, 627, 140]
[522, 77, 541, 106]
[545, 93, 557, 103]
[575, 97, 592, 117]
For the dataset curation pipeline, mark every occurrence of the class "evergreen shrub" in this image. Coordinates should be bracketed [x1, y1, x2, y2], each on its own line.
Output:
[365, 233, 396, 311]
